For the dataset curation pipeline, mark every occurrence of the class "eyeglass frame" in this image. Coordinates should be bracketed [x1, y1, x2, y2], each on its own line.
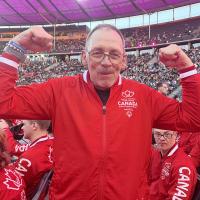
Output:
[153, 131, 176, 140]
[87, 49, 126, 65]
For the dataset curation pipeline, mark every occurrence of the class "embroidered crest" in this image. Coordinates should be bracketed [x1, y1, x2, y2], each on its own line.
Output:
[161, 162, 171, 180]
[118, 90, 138, 118]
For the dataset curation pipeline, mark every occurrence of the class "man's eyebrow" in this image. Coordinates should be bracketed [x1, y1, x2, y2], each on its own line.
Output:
[154, 131, 161, 134]
[109, 49, 122, 54]
[90, 47, 104, 51]
[163, 131, 171, 134]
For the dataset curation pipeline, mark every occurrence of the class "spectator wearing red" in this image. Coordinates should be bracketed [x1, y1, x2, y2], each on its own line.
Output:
[0, 119, 53, 199]
[0, 125, 26, 200]
[149, 129, 197, 200]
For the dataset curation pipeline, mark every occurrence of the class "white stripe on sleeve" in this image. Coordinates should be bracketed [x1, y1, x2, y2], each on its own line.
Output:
[179, 69, 197, 79]
[0, 56, 19, 69]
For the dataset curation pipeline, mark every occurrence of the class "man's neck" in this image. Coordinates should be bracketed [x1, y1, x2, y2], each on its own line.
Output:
[29, 131, 47, 143]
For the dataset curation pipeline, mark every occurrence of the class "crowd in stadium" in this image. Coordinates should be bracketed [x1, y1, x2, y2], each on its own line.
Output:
[123, 17, 200, 47]
[17, 46, 200, 98]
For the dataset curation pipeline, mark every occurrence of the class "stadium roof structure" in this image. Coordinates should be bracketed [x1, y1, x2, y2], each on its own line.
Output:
[0, 0, 199, 26]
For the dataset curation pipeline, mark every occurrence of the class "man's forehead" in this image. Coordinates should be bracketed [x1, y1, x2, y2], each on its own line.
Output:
[87, 28, 124, 51]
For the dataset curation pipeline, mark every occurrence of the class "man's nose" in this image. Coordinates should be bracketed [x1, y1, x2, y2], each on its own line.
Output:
[159, 135, 166, 140]
[101, 54, 112, 65]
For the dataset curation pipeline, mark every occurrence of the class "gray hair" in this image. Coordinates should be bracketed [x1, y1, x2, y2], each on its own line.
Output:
[85, 24, 125, 50]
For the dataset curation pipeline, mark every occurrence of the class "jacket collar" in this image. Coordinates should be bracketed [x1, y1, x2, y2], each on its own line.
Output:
[167, 143, 178, 157]
[83, 70, 122, 86]
[30, 134, 53, 148]
[164, 143, 178, 158]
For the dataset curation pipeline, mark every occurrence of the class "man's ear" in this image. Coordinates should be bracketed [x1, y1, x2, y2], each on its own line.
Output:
[175, 132, 180, 142]
[31, 122, 38, 131]
[121, 54, 128, 71]
[81, 50, 88, 69]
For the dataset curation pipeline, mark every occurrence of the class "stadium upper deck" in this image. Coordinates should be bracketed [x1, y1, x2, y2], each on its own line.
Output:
[0, 0, 199, 26]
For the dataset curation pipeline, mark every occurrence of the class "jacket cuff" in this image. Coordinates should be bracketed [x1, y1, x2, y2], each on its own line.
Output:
[179, 65, 197, 79]
[0, 53, 20, 70]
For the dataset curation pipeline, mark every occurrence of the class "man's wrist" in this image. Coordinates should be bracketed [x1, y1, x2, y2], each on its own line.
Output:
[9, 41, 26, 54]
[3, 41, 27, 63]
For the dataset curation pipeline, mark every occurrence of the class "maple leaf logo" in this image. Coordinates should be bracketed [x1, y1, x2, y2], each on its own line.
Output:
[3, 168, 23, 190]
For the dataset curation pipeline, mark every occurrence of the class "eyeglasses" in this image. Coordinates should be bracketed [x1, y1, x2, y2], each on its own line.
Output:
[154, 131, 174, 139]
[88, 50, 124, 65]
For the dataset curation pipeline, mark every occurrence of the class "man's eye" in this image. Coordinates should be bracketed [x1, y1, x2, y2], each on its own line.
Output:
[92, 52, 103, 57]
[110, 53, 121, 59]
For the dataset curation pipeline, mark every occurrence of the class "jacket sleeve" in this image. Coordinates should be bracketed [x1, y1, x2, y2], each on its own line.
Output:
[189, 140, 200, 168]
[167, 163, 197, 200]
[150, 73, 200, 132]
[0, 53, 55, 120]
[4, 128, 29, 156]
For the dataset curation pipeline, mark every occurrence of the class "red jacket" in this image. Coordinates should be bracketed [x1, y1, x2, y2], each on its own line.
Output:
[3, 128, 53, 198]
[178, 132, 200, 154]
[0, 165, 26, 200]
[149, 144, 197, 200]
[13, 134, 53, 199]
[0, 53, 200, 199]
[189, 139, 200, 168]
[148, 147, 162, 185]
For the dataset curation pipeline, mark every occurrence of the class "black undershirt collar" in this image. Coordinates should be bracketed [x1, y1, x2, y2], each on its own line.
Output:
[95, 88, 110, 105]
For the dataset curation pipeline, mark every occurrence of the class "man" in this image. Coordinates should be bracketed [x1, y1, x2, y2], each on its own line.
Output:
[149, 129, 197, 199]
[0, 24, 199, 199]
[157, 81, 169, 96]
[0, 119, 53, 199]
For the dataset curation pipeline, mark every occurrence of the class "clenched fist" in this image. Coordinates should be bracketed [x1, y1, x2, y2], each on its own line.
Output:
[11, 26, 53, 53]
[159, 44, 194, 70]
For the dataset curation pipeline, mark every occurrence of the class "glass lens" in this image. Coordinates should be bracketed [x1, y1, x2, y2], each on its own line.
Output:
[154, 132, 172, 139]
[89, 50, 123, 64]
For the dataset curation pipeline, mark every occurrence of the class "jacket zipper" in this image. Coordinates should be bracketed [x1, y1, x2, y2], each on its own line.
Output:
[98, 105, 107, 200]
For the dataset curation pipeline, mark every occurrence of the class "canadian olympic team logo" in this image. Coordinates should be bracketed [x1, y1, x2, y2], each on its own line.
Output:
[118, 90, 138, 118]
